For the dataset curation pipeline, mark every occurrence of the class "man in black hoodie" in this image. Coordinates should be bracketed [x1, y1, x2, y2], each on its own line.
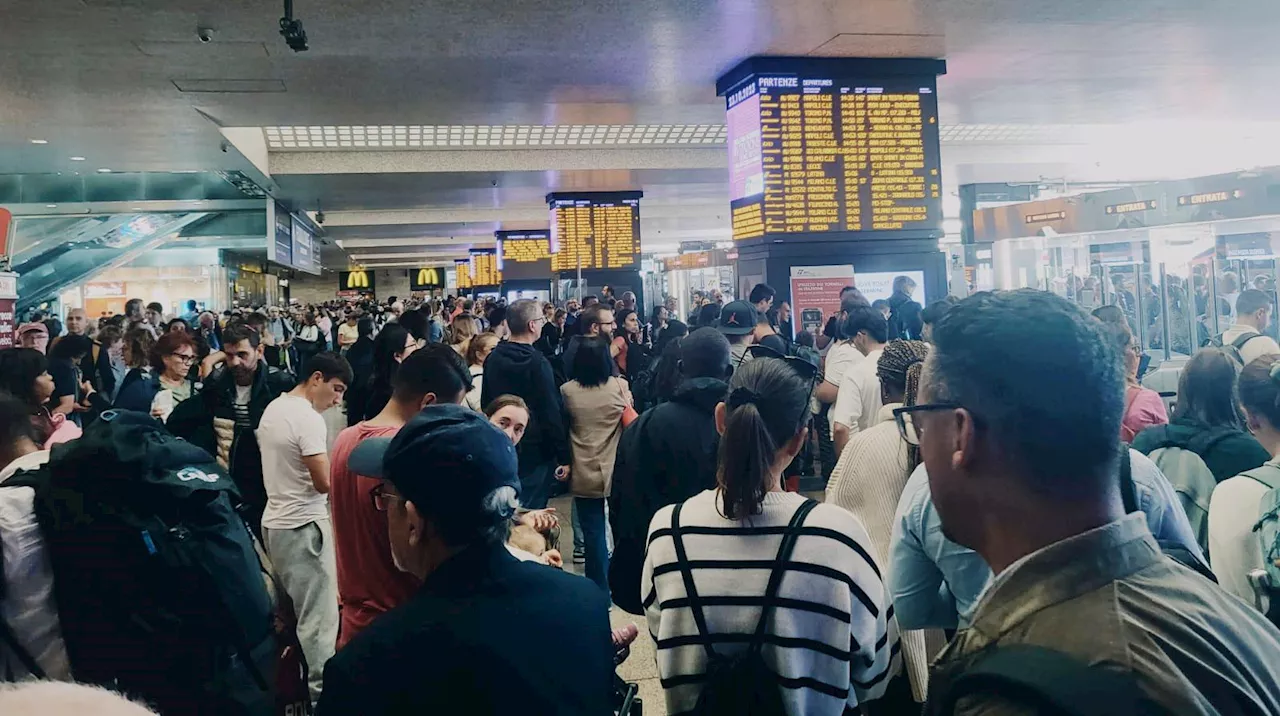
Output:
[480, 299, 571, 510]
[608, 327, 731, 613]
[887, 274, 924, 340]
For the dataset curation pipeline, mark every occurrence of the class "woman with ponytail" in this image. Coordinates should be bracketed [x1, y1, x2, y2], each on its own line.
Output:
[826, 340, 939, 706]
[642, 357, 898, 716]
[1209, 354, 1280, 610]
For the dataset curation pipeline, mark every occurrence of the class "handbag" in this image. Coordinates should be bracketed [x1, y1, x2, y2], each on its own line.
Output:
[619, 379, 638, 427]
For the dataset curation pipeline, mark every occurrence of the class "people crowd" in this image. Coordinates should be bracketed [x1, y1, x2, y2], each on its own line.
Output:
[0, 283, 1278, 716]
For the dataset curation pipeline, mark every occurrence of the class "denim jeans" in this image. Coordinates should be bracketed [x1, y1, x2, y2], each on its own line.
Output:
[519, 461, 553, 510]
[572, 500, 584, 552]
[574, 496, 609, 595]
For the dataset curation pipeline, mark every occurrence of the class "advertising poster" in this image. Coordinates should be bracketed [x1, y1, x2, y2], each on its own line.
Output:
[0, 273, 17, 350]
[789, 264, 855, 339]
[854, 270, 927, 305]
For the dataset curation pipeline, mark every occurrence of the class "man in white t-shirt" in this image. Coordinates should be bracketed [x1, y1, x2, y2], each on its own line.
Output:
[832, 306, 889, 457]
[1220, 289, 1280, 367]
[257, 352, 352, 703]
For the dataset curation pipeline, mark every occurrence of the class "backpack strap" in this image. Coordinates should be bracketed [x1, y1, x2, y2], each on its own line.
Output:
[669, 503, 718, 663]
[750, 499, 819, 654]
[1241, 465, 1280, 492]
[940, 644, 1168, 716]
[1232, 331, 1261, 350]
[1118, 447, 1138, 515]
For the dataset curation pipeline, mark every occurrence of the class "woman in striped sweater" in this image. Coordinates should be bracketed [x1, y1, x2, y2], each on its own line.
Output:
[827, 340, 944, 705]
[642, 357, 900, 716]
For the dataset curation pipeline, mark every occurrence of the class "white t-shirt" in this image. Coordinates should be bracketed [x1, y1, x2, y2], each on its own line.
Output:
[1220, 324, 1280, 367]
[832, 347, 884, 437]
[338, 322, 360, 348]
[824, 342, 863, 391]
[258, 394, 330, 530]
[1208, 471, 1272, 613]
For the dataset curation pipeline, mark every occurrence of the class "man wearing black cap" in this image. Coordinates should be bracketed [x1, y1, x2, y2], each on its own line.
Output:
[320, 404, 613, 715]
[717, 299, 758, 367]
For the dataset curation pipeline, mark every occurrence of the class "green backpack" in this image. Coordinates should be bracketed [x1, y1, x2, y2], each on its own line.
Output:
[1239, 466, 1280, 627]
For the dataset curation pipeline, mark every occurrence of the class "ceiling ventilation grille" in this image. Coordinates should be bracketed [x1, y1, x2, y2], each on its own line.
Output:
[263, 124, 728, 150]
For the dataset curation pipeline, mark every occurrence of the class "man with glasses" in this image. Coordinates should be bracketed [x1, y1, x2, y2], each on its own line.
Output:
[479, 299, 571, 510]
[562, 303, 617, 377]
[890, 290, 1280, 714]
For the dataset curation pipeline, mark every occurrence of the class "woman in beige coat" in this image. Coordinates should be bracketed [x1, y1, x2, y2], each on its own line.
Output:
[560, 335, 631, 594]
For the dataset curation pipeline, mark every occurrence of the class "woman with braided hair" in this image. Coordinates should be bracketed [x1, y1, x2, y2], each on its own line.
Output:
[827, 339, 940, 707]
[642, 357, 898, 716]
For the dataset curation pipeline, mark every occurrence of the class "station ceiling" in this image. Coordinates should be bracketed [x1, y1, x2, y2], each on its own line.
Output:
[4, 0, 1280, 269]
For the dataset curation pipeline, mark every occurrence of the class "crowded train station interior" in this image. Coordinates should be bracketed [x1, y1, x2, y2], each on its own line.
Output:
[3, 0, 1280, 714]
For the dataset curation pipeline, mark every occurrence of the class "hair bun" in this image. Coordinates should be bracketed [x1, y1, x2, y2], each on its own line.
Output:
[727, 387, 762, 408]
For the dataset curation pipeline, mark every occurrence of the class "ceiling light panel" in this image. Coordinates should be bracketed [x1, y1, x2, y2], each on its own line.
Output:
[262, 124, 729, 150]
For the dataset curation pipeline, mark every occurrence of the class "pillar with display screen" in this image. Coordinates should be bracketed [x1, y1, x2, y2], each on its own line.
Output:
[497, 230, 554, 304]
[717, 56, 948, 338]
[547, 191, 645, 314]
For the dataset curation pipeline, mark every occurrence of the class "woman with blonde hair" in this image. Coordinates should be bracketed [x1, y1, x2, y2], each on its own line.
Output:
[448, 313, 480, 358]
[464, 332, 501, 411]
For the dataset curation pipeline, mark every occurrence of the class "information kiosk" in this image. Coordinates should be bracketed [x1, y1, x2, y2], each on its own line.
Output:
[717, 56, 948, 336]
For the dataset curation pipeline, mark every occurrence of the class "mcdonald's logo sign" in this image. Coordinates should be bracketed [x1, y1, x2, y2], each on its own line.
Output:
[411, 267, 444, 290]
[337, 270, 375, 292]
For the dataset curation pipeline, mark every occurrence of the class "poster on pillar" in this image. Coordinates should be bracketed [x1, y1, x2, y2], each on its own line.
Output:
[789, 265, 854, 340]
[0, 273, 17, 350]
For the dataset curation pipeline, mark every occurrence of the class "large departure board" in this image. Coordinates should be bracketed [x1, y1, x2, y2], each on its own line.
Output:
[497, 230, 553, 281]
[470, 248, 501, 286]
[547, 192, 642, 272]
[719, 58, 945, 243]
[454, 259, 472, 291]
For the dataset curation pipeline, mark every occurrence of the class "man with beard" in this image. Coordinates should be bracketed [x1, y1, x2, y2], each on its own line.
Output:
[168, 322, 295, 536]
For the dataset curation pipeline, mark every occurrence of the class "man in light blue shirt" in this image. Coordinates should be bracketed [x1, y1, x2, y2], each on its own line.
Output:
[888, 450, 1204, 630]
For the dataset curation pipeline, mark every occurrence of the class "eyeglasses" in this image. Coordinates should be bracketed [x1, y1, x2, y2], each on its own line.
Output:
[169, 353, 197, 364]
[369, 484, 406, 512]
[892, 403, 964, 445]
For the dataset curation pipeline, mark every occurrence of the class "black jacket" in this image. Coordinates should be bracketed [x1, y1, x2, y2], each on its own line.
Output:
[480, 341, 570, 467]
[608, 376, 728, 613]
[167, 361, 293, 534]
[317, 542, 613, 716]
[1132, 419, 1271, 483]
[888, 290, 923, 340]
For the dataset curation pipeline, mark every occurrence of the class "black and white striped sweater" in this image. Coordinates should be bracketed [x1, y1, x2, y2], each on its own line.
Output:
[642, 489, 900, 716]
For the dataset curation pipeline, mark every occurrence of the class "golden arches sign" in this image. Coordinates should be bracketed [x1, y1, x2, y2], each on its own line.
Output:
[345, 270, 370, 288]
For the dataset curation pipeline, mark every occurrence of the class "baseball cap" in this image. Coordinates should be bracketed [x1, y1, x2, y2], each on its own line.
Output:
[17, 323, 47, 336]
[348, 403, 520, 513]
[717, 300, 758, 336]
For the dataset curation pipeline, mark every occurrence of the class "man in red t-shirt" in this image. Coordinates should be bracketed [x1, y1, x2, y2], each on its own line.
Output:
[330, 345, 473, 649]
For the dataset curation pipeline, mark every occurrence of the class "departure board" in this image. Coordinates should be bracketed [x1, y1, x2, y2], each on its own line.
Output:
[497, 230, 553, 281]
[470, 249, 501, 286]
[721, 61, 944, 243]
[454, 259, 472, 290]
[547, 191, 642, 272]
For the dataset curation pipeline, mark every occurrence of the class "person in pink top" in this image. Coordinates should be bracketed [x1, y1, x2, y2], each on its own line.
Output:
[330, 345, 474, 649]
[1103, 320, 1169, 442]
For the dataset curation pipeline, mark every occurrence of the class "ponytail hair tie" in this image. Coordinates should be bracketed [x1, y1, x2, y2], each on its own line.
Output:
[728, 387, 762, 408]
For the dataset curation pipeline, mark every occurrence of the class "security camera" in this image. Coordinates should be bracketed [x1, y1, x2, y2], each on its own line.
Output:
[315, 211, 325, 225]
[197, 27, 215, 43]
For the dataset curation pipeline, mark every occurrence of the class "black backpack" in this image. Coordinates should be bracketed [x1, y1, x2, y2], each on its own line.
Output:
[669, 499, 818, 716]
[7, 410, 276, 715]
[937, 644, 1170, 715]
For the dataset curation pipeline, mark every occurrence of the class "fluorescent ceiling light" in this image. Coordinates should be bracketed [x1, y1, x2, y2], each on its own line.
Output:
[97, 168, 112, 173]
[261, 124, 729, 150]
[46, 204, 57, 208]
[69, 156, 86, 161]
[30, 139, 48, 145]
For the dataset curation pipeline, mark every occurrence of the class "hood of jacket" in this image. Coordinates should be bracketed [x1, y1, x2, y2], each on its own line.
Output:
[889, 290, 914, 309]
[670, 377, 729, 413]
[487, 340, 541, 374]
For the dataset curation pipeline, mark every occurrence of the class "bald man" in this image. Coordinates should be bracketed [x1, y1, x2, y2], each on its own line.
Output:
[0, 682, 157, 715]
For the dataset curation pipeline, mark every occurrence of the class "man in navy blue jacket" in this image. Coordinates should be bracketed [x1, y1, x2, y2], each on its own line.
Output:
[324, 405, 613, 716]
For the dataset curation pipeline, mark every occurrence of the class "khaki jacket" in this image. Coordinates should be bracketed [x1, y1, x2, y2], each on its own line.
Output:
[926, 514, 1280, 716]
[561, 377, 628, 499]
